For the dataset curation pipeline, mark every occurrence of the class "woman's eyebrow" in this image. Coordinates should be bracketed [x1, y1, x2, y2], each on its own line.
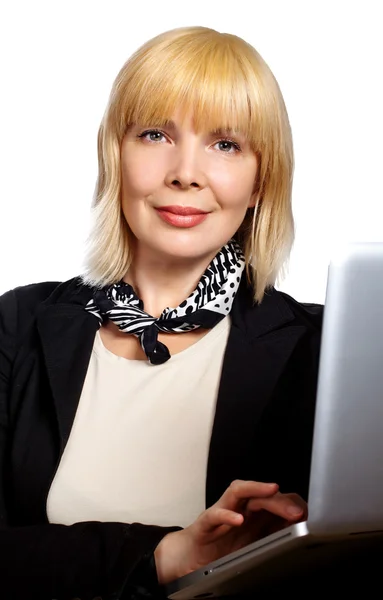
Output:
[212, 127, 242, 137]
[162, 121, 242, 137]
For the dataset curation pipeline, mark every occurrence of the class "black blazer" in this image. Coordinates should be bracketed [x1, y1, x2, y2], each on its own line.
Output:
[0, 275, 323, 599]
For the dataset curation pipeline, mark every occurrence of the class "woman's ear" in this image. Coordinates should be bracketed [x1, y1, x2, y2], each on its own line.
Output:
[247, 192, 259, 209]
[249, 168, 261, 208]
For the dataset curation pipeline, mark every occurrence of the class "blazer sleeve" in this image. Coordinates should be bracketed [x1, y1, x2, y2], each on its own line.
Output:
[0, 288, 180, 600]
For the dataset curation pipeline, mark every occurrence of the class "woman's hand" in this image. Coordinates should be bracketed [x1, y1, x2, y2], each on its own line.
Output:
[154, 480, 307, 585]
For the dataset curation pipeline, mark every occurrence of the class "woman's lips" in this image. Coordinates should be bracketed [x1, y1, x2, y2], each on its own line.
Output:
[155, 206, 209, 228]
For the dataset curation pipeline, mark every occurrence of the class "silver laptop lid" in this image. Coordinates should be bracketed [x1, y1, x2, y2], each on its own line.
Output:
[307, 242, 383, 535]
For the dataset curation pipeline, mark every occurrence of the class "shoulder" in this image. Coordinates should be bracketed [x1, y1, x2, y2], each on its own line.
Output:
[233, 279, 323, 342]
[274, 289, 324, 333]
[0, 280, 61, 311]
[0, 276, 85, 333]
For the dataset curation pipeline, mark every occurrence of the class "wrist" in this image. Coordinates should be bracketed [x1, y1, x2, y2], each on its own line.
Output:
[154, 529, 191, 585]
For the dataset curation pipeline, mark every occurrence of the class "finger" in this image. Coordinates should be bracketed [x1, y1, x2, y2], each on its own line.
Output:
[197, 507, 244, 534]
[246, 492, 305, 521]
[284, 493, 308, 520]
[217, 480, 279, 511]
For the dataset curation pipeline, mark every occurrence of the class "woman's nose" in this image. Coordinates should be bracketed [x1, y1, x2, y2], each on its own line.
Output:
[165, 141, 207, 190]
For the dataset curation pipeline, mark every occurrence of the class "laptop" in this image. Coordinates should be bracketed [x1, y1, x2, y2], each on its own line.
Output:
[166, 242, 383, 599]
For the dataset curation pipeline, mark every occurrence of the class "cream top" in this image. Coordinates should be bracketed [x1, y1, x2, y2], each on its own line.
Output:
[47, 316, 231, 528]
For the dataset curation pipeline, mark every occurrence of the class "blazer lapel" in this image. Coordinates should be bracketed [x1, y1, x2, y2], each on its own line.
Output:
[206, 279, 307, 507]
[36, 278, 99, 451]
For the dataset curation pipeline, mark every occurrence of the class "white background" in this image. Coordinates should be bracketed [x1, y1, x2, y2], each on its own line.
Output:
[0, 0, 382, 302]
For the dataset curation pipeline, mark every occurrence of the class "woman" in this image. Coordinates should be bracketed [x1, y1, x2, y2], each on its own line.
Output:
[0, 26, 323, 599]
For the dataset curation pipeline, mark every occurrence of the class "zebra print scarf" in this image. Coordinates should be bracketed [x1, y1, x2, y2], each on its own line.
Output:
[85, 240, 245, 365]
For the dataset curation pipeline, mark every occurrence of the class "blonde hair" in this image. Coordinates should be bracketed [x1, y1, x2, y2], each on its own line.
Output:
[81, 26, 294, 304]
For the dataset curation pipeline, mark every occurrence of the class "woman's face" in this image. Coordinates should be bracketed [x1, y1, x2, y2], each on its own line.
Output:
[120, 108, 258, 264]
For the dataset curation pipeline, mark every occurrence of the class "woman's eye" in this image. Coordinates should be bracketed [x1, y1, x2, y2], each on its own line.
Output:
[214, 139, 242, 154]
[137, 130, 166, 143]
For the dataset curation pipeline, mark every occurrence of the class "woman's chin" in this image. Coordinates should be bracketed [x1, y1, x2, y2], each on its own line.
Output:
[138, 237, 222, 265]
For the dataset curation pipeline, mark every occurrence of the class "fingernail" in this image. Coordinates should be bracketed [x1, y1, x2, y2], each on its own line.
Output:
[287, 505, 303, 516]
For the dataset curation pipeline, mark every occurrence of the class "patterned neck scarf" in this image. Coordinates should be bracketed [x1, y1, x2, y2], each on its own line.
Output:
[85, 240, 245, 365]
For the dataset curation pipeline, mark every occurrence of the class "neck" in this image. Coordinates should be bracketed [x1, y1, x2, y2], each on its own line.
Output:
[123, 248, 219, 318]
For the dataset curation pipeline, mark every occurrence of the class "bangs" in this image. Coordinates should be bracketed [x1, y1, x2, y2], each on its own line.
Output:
[113, 31, 273, 152]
